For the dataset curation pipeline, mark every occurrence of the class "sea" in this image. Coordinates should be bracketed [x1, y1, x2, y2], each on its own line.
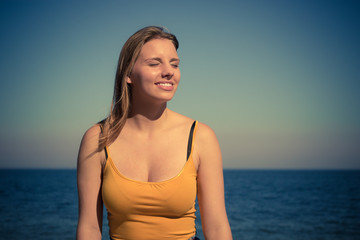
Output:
[0, 169, 359, 240]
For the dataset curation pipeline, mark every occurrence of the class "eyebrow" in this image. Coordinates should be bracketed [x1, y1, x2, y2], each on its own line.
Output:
[145, 57, 180, 62]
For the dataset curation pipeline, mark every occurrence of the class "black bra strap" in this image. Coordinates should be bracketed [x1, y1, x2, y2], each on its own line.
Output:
[186, 121, 196, 161]
[104, 144, 108, 160]
[99, 124, 108, 159]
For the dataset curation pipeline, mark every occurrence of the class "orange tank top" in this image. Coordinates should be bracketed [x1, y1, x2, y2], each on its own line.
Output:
[102, 121, 198, 240]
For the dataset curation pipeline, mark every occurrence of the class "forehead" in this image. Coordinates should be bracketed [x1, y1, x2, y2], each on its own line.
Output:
[139, 38, 178, 58]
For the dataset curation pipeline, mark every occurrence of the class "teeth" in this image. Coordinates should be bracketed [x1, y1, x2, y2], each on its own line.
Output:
[158, 83, 172, 86]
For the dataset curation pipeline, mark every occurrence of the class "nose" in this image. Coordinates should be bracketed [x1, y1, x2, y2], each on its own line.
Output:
[161, 63, 174, 80]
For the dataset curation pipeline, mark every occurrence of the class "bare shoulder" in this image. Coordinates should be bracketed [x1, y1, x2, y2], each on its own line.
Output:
[167, 109, 218, 142]
[167, 109, 195, 128]
[81, 124, 101, 148]
[193, 121, 222, 168]
[195, 122, 218, 145]
[78, 124, 103, 164]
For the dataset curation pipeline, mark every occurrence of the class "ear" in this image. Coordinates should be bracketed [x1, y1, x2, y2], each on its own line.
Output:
[126, 76, 132, 84]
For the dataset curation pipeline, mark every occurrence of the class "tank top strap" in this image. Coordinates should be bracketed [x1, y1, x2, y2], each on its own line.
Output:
[186, 120, 198, 161]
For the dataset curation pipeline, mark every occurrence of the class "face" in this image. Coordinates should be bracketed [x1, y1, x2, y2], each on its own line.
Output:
[127, 38, 180, 104]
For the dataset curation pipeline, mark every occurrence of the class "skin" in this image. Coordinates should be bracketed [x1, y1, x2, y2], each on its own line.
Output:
[77, 38, 232, 239]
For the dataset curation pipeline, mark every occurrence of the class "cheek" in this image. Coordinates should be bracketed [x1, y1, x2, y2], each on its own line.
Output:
[176, 70, 181, 82]
[131, 69, 154, 86]
[139, 71, 158, 87]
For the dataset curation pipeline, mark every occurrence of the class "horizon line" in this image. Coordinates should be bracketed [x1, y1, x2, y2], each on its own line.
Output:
[1, 167, 359, 171]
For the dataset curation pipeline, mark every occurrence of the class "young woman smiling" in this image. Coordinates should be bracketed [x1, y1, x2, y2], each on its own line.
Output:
[76, 26, 232, 240]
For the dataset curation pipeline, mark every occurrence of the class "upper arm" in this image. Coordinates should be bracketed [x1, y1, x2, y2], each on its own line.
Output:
[76, 125, 105, 239]
[195, 123, 232, 239]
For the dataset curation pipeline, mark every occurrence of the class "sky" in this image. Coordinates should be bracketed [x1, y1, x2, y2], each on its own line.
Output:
[0, 0, 359, 169]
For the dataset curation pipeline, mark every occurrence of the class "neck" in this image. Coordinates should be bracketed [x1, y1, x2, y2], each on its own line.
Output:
[127, 99, 169, 132]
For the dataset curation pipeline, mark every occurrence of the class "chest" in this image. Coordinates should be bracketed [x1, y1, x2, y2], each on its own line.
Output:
[102, 153, 198, 239]
[108, 130, 190, 182]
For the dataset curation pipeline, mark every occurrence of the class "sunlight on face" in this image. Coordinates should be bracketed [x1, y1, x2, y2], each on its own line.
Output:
[128, 39, 181, 103]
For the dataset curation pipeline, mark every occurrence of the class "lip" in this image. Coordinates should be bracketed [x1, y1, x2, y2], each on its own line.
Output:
[155, 81, 175, 91]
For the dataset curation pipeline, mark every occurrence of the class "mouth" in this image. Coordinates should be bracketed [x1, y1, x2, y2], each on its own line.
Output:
[155, 82, 175, 91]
[155, 82, 174, 86]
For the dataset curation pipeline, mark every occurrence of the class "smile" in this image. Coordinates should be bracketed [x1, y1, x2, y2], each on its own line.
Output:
[155, 82, 175, 91]
[155, 83, 173, 86]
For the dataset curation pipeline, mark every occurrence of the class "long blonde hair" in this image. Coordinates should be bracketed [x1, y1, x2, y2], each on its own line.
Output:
[98, 26, 179, 151]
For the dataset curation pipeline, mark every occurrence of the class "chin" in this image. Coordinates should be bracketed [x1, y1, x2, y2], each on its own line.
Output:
[155, 95, 175, 103]
[157, 92, 176, 102]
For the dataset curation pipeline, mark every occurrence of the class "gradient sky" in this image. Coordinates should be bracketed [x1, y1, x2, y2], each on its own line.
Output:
[0, 0, 359, 169]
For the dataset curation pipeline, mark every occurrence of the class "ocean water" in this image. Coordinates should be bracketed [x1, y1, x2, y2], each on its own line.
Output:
[0, 169, 359, 240]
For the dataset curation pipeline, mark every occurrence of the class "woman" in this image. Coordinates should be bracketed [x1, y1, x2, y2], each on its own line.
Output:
[76, 26, 232, 240]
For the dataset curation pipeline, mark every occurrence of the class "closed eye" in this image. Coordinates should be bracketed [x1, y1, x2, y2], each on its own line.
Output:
[170, 59, 180, 68]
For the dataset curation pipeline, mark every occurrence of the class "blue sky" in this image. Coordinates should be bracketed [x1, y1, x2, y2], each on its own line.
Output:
[0, 0, 359, 169]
